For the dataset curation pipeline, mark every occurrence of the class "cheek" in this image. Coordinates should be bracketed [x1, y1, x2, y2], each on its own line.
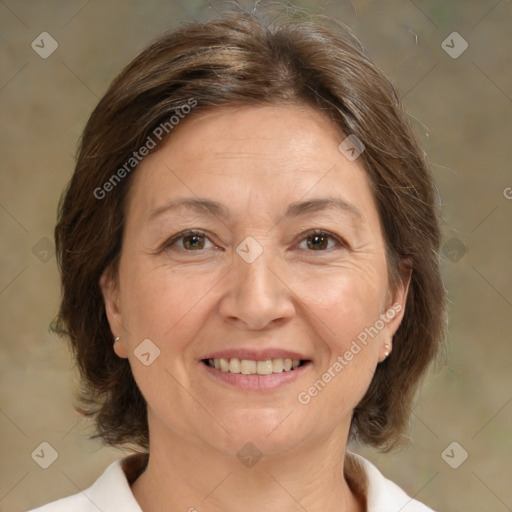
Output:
[295, 264, 387, 347]
[116, 261, 218, 404]
[293, 266, 388, 406]
[295, 275, 385, 416]
[119, 258, 221, 348]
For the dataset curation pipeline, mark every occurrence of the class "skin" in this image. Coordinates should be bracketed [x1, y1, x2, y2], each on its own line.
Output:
[100, 104, 410, 512]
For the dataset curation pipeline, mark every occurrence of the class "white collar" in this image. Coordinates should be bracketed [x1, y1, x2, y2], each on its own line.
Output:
[31, 452, 435, 511]
[348, 453, 436, 511]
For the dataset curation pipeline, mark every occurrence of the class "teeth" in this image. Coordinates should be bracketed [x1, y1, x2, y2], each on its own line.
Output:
[256, 360, 273, 375]
[272, 358, 284, 372]
[229, 358, 241, 373]
[207, 357, 302, 375]
[241, 359, 256, 374]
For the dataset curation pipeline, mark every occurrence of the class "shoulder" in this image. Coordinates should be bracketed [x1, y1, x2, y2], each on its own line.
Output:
[347, 452, 437, 512]
[27, 454, 145, 512]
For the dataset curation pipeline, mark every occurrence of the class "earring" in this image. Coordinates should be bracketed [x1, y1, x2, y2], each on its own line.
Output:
[114, 336, 120, 344]
[384, 344, 390, 357]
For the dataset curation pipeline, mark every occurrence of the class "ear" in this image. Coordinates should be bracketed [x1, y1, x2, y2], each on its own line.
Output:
[379, 262, 412, 361]
[99, 266, 128, 358]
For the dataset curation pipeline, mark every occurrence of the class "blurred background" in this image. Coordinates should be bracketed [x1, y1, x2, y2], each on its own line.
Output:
[1, 1, 511, 510]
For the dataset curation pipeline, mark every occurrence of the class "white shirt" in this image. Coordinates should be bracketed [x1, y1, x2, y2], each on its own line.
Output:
[28, 452, 436, 512]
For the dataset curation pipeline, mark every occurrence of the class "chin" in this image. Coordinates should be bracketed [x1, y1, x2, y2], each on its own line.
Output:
[208, 407, 310, 458]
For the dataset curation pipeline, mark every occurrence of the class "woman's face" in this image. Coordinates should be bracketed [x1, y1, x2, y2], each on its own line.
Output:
[101, 104, 408, 458]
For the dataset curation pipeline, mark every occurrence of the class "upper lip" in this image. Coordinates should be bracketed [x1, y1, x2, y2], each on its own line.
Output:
[202, 349, 309, 361]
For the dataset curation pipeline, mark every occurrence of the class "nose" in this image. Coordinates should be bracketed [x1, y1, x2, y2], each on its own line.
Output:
[218, 250, 296, 330]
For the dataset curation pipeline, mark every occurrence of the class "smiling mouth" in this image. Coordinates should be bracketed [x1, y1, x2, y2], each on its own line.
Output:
[202, 357, 309, 375]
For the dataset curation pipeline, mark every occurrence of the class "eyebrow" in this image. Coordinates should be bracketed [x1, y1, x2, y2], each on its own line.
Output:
[148, 196, 363, 223]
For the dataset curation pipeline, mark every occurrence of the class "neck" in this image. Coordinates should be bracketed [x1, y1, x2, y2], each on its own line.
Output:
[131, 421, 365, 512]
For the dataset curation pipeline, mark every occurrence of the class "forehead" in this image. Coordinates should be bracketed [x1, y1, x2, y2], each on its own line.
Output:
[166, 104, 344, 170]
[124, 104, 378, 227]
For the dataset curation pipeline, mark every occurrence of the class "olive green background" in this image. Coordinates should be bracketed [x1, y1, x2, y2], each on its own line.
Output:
[1, 1, 511, 511]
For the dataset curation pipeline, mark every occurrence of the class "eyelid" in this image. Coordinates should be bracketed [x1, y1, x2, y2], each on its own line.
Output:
[160, 228, 348, 253]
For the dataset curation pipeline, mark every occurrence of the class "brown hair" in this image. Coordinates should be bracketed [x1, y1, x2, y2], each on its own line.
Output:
[52, 5, 446, 451]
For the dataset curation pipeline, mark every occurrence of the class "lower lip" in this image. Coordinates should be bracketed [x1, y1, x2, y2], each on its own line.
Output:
[201, 361, 311, 391]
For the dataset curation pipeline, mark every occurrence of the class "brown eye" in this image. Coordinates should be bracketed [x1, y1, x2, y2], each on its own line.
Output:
[306, 233, 329, 250]
[299, 230, 341, 251]
[182, 234, 206, 250]
[165, 230, 215, 251]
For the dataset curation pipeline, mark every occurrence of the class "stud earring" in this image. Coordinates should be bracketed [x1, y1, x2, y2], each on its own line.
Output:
[114, 336, 120, 344]
[384, 344, 390, 357]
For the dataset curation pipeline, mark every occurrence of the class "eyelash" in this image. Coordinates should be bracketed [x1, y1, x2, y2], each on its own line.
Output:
[162, 228, 347, 253]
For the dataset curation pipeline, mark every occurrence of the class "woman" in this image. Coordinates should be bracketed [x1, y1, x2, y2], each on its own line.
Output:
[31, 6, 446, 512]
